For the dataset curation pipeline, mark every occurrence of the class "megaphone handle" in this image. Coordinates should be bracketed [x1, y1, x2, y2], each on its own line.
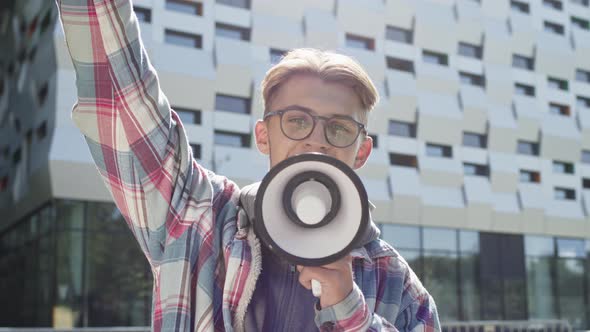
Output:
[311, 279, 322, 297]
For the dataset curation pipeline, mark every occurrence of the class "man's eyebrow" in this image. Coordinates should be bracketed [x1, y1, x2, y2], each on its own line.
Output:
[280, 105, 353, 119]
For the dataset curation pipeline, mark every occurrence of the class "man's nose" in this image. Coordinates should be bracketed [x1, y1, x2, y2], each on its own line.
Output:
[304, 121, 330, 150]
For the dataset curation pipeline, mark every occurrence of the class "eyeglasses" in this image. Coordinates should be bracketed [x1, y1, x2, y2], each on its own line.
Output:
[263, 107, 366, 148]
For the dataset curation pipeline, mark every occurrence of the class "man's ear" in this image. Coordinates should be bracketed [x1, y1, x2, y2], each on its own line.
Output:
[353, 135, 373, 169]
[255, 120, 270, 155]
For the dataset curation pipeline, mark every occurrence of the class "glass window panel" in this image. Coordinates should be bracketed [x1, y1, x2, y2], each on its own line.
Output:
[388, 120, 415, 137]
[459, 252, 481, 320]
[517, 140, 539, 155]
[582, 150, 590, 163]
[216, 0, 250, 9]
[423, 227, 457, 252]
[463, 132, 486, 148]
[423, 251, 459, 321]
[85, 201, 152, 326]
[164, 29, 202, 48]
[556, 258, 586, 329]
[576, 69, 590, 83]
[556, 238, 585, 258]
[526, 256, 558, 319]
[459, 230, 480, 253]
[270, 49, 287, 64]
[385, 26, 412, 43]
[511, 0, 530, 13]
[55, 229, 85, 327]
[512, 54, 534, 70]
[397, 249, 422, 277]
[525, 235, 554, 256]
[215, 94, 250, 114]
[381, 224, 420, 250]
[165, 0, 202, 15]
[133, 6, 151, 23]
[214, 131, 249, 147]
[215, 23, 249, 41]
[423, 50, 448, 66]
[458, 42, 482, 59]
[345, 34, 374, 50]
[426, 143, 452, 158]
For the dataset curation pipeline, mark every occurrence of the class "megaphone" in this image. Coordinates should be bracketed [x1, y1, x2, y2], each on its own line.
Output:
[254, 153, 370, 297]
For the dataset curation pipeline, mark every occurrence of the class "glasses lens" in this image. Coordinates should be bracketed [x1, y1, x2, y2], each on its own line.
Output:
[325, 117, 359, 147]
[281, 109, 314, 140]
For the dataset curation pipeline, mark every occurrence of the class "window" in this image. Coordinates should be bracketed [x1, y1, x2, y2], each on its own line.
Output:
[216, 0, 250, 9]
[270, 49, 287, 64]
[459, 72, 485, 87]
[0, 176, 7, 192]
[553, 161, 574, 174]
[576, 69, 590, 83]
[174, 107, 202, 125]
[519, 170, 541, 183]
[547, 77, 569, 91]
[543, 0, 563, 10]
[386, 57, 414, 73]
[583, 178, 590, 189]
[549, 103, 571, 116]
[571, 16, 590, 30]
[511, 0, 530, 13]
[571, 0, 589, 6]
[134, 6, 152, 23]
[37, 81, 48, 107]
[464, 163, 489, 177]
[12, 148, 21, 165]
[215, 94, 250, 114]
[36, 121, 47, 140]
[554, 187, 576, 200]
[389, 153, 418, 168]
[458, 42, 482, 59]
[345, 34, 375, 50]
[215, 23, 250, 41]
[426, 143, 452, 158]
[385, 26, 413, 44]
[578, 96, 590, 108]
[581, 150, 590, 164]
[164, 29, 202, 48]
[517, 140, 539, 156]
[544, 21, 565, 35]
[369, 134, 378, 148]
[463, 132, 487, 148]
[515, 83, 535, 96]
[422, 50, 448, 66]
[388, 120, 416, 137]
[165, 0, 203, 15]
[214, 130, 250, 148]
[512, 54, 534, 70]
[190, 143, 201, 159]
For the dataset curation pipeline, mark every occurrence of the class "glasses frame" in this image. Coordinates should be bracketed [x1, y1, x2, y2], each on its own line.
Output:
[263, 107, 367, 148]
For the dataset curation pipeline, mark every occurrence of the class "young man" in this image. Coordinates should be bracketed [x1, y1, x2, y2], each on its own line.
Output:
[57, 0, 440, 331]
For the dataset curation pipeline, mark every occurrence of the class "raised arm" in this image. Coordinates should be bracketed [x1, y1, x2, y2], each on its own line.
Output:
[57, 0, 233, 266]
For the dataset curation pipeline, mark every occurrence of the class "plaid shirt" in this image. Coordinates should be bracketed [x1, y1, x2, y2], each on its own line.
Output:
[57, 0, 441, 331]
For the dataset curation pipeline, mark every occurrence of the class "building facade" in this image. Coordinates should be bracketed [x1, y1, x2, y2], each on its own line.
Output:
[1, 0, 590, 328]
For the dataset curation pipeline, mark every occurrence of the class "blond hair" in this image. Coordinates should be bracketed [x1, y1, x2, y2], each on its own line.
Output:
[261, 48, 379, 125]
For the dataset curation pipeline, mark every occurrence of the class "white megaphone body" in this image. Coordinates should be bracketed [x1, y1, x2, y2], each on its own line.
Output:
[254, 153, 370, 297]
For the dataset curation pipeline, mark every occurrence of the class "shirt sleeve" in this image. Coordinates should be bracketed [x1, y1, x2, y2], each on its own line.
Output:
[56, 0, 230, 267]
[314, 258, 441, 332]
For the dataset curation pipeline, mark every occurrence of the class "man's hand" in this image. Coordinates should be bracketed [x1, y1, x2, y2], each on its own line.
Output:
[297, 255, 354, 309]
